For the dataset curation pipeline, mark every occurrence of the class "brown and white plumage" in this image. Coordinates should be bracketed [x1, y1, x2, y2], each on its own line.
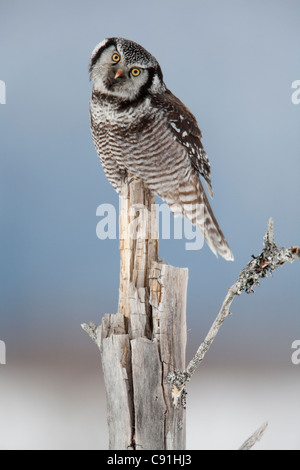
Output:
[89, 37, 233, 261]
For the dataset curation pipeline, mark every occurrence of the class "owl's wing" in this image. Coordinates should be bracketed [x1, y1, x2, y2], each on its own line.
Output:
[152, 89, 214, 198]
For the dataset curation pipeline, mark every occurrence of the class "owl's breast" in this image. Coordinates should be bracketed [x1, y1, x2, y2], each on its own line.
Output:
[90, 92, 189, 194]
[90, 94, 163, 157]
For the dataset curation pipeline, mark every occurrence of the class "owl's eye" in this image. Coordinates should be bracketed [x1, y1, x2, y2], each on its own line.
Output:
[131, 68, 141, 77]
[112, 53, 120, 63]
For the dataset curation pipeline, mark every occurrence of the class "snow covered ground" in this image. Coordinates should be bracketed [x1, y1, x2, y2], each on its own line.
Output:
[1, 360, 299, 450]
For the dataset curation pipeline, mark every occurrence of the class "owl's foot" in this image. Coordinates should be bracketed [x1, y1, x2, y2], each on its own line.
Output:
[121, 171, 136, 186]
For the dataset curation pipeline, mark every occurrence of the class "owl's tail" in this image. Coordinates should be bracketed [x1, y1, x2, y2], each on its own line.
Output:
[169, 178, 234, 261]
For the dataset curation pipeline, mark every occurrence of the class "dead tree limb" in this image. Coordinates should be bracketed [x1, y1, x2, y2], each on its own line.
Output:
[239, 422, 268, 450]
[168, 218, 300, 407]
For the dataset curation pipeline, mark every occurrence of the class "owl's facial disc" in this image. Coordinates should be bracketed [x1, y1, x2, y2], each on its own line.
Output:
[90, 44, 151, 101]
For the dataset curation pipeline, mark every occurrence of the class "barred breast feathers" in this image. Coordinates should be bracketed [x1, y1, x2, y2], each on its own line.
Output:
[89, 50, 234, 261]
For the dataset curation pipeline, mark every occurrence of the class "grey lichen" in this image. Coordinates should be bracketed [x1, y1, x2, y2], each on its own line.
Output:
[81, 321, 98, 343]
[236, 218, 299, 294]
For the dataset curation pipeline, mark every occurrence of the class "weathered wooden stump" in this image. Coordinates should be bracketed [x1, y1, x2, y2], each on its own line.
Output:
[83, 178, 188, 450]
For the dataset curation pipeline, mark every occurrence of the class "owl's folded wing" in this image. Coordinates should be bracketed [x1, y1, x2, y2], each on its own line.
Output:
[152, 89, 214, 199]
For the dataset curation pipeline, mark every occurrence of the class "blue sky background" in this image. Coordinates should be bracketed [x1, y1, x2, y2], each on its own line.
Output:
[0, 0, 299, 449]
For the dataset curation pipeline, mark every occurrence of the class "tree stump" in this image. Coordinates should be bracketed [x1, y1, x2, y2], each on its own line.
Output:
[83, 178, 188, 450]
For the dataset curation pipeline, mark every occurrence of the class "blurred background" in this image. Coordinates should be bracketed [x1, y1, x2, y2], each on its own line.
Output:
[0, 0, 299, 450]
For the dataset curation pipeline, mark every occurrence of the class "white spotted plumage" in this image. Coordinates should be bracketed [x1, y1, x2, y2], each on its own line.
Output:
[89, 37, 233, 261]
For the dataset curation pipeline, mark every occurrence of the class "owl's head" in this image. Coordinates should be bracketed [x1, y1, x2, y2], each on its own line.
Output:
[89, 38, 166, 101]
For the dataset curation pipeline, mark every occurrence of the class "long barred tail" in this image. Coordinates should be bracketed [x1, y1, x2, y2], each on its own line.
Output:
[168, 177, 234, 261]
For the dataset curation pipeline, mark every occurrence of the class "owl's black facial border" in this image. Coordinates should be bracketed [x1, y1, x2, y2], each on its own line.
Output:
[138, 65, 163, 97]
[138, 67, 156, 98]
[109, 66, 163, 111]
[89, 38, 117, 73]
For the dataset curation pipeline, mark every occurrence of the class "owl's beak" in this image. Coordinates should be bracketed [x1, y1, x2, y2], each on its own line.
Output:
[114, 69, 123, 79]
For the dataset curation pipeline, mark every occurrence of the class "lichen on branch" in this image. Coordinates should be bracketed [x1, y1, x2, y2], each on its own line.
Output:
[169, 218, 299, 410]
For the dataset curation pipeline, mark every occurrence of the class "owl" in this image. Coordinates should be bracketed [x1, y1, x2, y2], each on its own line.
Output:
[89, 38, 233, 261]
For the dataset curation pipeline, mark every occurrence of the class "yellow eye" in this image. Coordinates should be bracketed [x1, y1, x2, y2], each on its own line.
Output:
[131, 68, 141, 77]
[112, 53, 120, 63]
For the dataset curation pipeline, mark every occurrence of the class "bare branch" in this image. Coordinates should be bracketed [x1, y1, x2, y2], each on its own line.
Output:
[239, 422, 268, 450]
[168, 218, 300, 406]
